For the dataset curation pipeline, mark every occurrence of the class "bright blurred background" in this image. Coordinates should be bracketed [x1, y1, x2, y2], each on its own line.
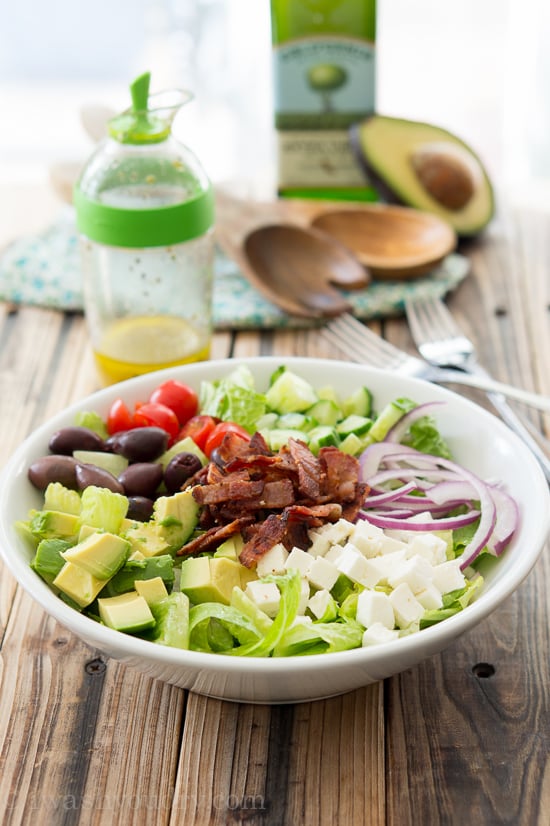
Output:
[0, 0, 549, 206]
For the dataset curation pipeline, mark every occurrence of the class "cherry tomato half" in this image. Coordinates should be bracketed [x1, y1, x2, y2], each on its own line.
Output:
[149, 380, 198, 425]
[133, 402, 180, 445]
[178, 414, 218, 452]
[203, 421, 251, 457]
[106, 399, 137, 435]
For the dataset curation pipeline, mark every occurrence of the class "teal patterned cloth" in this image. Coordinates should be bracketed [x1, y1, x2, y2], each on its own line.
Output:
[0, 209, 470, 328]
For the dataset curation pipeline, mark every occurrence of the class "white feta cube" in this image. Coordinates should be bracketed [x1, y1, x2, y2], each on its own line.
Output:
[297, 577, 311, 615]
[335, 546, 381, 588]
[387, 555, 434, 595]
[416, 584, 444, 610]
[432, 559, 466, 594]
[284, 547, 313, 577]
[307, 588, 336, 620]
[256, 542, 289, 577]
[406, 533, 448, 565]
[307, 556, 340, 591]
[367, 550, 408, 583]
[362, 622, 400, 647]
[389, 582, 425, 628]
[356, 590, 395, 630]
[378, 534, 409, 555]
[245, 581, 281, 618]
[325, 544, 346, 565]
[349, 520, 385, 557]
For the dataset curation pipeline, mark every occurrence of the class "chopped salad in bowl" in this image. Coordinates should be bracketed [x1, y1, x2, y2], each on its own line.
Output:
[1, 357, 548, 703]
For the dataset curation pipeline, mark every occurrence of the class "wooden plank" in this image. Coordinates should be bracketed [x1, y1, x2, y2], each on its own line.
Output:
[172, 685, 384, 826]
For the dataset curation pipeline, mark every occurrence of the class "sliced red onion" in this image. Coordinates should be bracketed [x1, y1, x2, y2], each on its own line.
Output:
[363, 480, 417, 506]
[385, 401, 447, 444]
[487, 485, 520, 555]
[360, 509, 481, 532]
[359, 442, 421, 479]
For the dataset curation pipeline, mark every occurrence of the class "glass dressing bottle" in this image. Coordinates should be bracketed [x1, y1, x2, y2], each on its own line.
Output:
[74, 71, 215, 385]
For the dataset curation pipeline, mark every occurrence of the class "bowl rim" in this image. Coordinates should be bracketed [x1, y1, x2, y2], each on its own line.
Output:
[1, 355, 548, 677]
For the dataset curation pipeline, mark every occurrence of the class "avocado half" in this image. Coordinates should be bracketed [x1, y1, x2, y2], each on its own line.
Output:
[350, 115, 495, 237]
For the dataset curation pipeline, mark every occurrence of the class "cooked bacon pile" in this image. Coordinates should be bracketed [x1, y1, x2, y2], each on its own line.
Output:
[176, 431, 368, 568]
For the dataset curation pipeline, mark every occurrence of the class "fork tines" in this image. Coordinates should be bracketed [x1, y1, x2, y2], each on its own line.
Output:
[320, 312, 409, 369]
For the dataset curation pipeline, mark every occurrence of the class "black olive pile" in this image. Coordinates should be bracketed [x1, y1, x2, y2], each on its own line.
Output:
[28, 425, 203, 521]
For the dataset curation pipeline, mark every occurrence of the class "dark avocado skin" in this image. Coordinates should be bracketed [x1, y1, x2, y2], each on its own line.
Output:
[348, 116, 495, 238]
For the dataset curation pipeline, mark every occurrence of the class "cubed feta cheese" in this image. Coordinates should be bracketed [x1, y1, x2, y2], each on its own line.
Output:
[367, 550, 408, 583]
[389, 582, 425, 628]
[284, 547, 313, 577]
[307, 556, 340, 591]
[378, 534, 409, 555]
[325, 544, 346, 565]
[356, 590, 395, 630]
[432, 559, 466, 594]
[256, 542, 289, 577]
[307, 588, 336, 620]
[334, 546, 381, 588]
[297, 577, 311, 615]
[406, 533, 448, 565]
[416, 584, 444, 610]
[245, 581, 281, 617]
[349, 520, 385, 557]
[387, 554, 433, 595]
[362, 622, 400, 646]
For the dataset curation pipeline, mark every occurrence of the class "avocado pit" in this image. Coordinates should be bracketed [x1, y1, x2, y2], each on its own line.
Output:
[410, 143, 478, 211]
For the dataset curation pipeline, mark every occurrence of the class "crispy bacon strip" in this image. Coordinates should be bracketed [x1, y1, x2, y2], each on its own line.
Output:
[176, 516, 254, 557]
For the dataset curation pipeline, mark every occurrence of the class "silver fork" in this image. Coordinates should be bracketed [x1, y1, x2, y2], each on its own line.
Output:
[405, 295, 550, 480]
[321, 312, 550, 483]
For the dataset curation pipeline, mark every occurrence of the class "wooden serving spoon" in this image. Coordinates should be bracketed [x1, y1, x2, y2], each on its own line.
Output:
[311, 205, 457, 279]
[215, 190, 369, 318]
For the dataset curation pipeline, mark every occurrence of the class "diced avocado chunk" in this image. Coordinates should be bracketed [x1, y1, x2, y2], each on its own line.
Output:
[43, 483, 81, 515]
[28, 510, 80, 540]
[157, 436, 208, 469]
[31, 538, 73, 584]
[62, 531, 130, 580]
[73, 450, 128, 478]
[148, 592, 190, 648]
[180, 557, 256, 606]
[213, 534, 244, 561]
[53, 561, 106, 608]
[153, 489, 200, 549]
[98, 591, 156, 633]
[102, 554, 175, 597]
[134, 576, 169, 606]
[123, 521, 173, 558]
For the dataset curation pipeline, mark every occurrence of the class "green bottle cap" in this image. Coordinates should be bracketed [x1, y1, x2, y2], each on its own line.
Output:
[109, 72, 172, 145]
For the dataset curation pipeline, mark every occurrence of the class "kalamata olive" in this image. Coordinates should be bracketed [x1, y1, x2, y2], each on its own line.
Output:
[126, 496, 155, 522]
[164, 452, 203, 494]
[48, 426, 105, 455]
[118, 462, 163, 498]
[75, 463, 124, 494]
[106, 427, 168, 462]
[28, 454, 79, 490]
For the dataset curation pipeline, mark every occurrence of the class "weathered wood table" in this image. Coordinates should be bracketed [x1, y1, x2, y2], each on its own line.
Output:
[0, 184, 549, 825]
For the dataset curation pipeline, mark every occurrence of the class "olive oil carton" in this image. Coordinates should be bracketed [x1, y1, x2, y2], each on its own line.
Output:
[270, 0, 377, 200]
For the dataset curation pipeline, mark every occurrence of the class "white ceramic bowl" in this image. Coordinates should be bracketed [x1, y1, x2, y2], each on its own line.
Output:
[1, 357, 548, 704]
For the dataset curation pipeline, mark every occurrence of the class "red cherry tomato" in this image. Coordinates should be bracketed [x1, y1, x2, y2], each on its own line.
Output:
[149, 380, 199, 425]
[106, 399, 137, 434]
[204, 421, 251, 457]
[178, 414, 218, 452]
[133, 401, 180, 444]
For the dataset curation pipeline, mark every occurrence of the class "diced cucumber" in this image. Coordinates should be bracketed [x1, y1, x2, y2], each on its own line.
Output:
[317, 385, 341, 404]
[265, 370, 318, 413]
[335, 414, 373, 438]
[307, 426, 340, 454]
[366, 401, 410, 442]
[276, 412, 316, 432]
[342, 386, 373, 418]
[306, 399, 342, 427]
[262, 428, 306, 452]
[338, 432, 367, 456]
[254, 412, 278, 431]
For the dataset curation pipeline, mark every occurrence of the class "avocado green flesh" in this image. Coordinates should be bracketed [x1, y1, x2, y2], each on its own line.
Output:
[351, 115, 495, 236]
